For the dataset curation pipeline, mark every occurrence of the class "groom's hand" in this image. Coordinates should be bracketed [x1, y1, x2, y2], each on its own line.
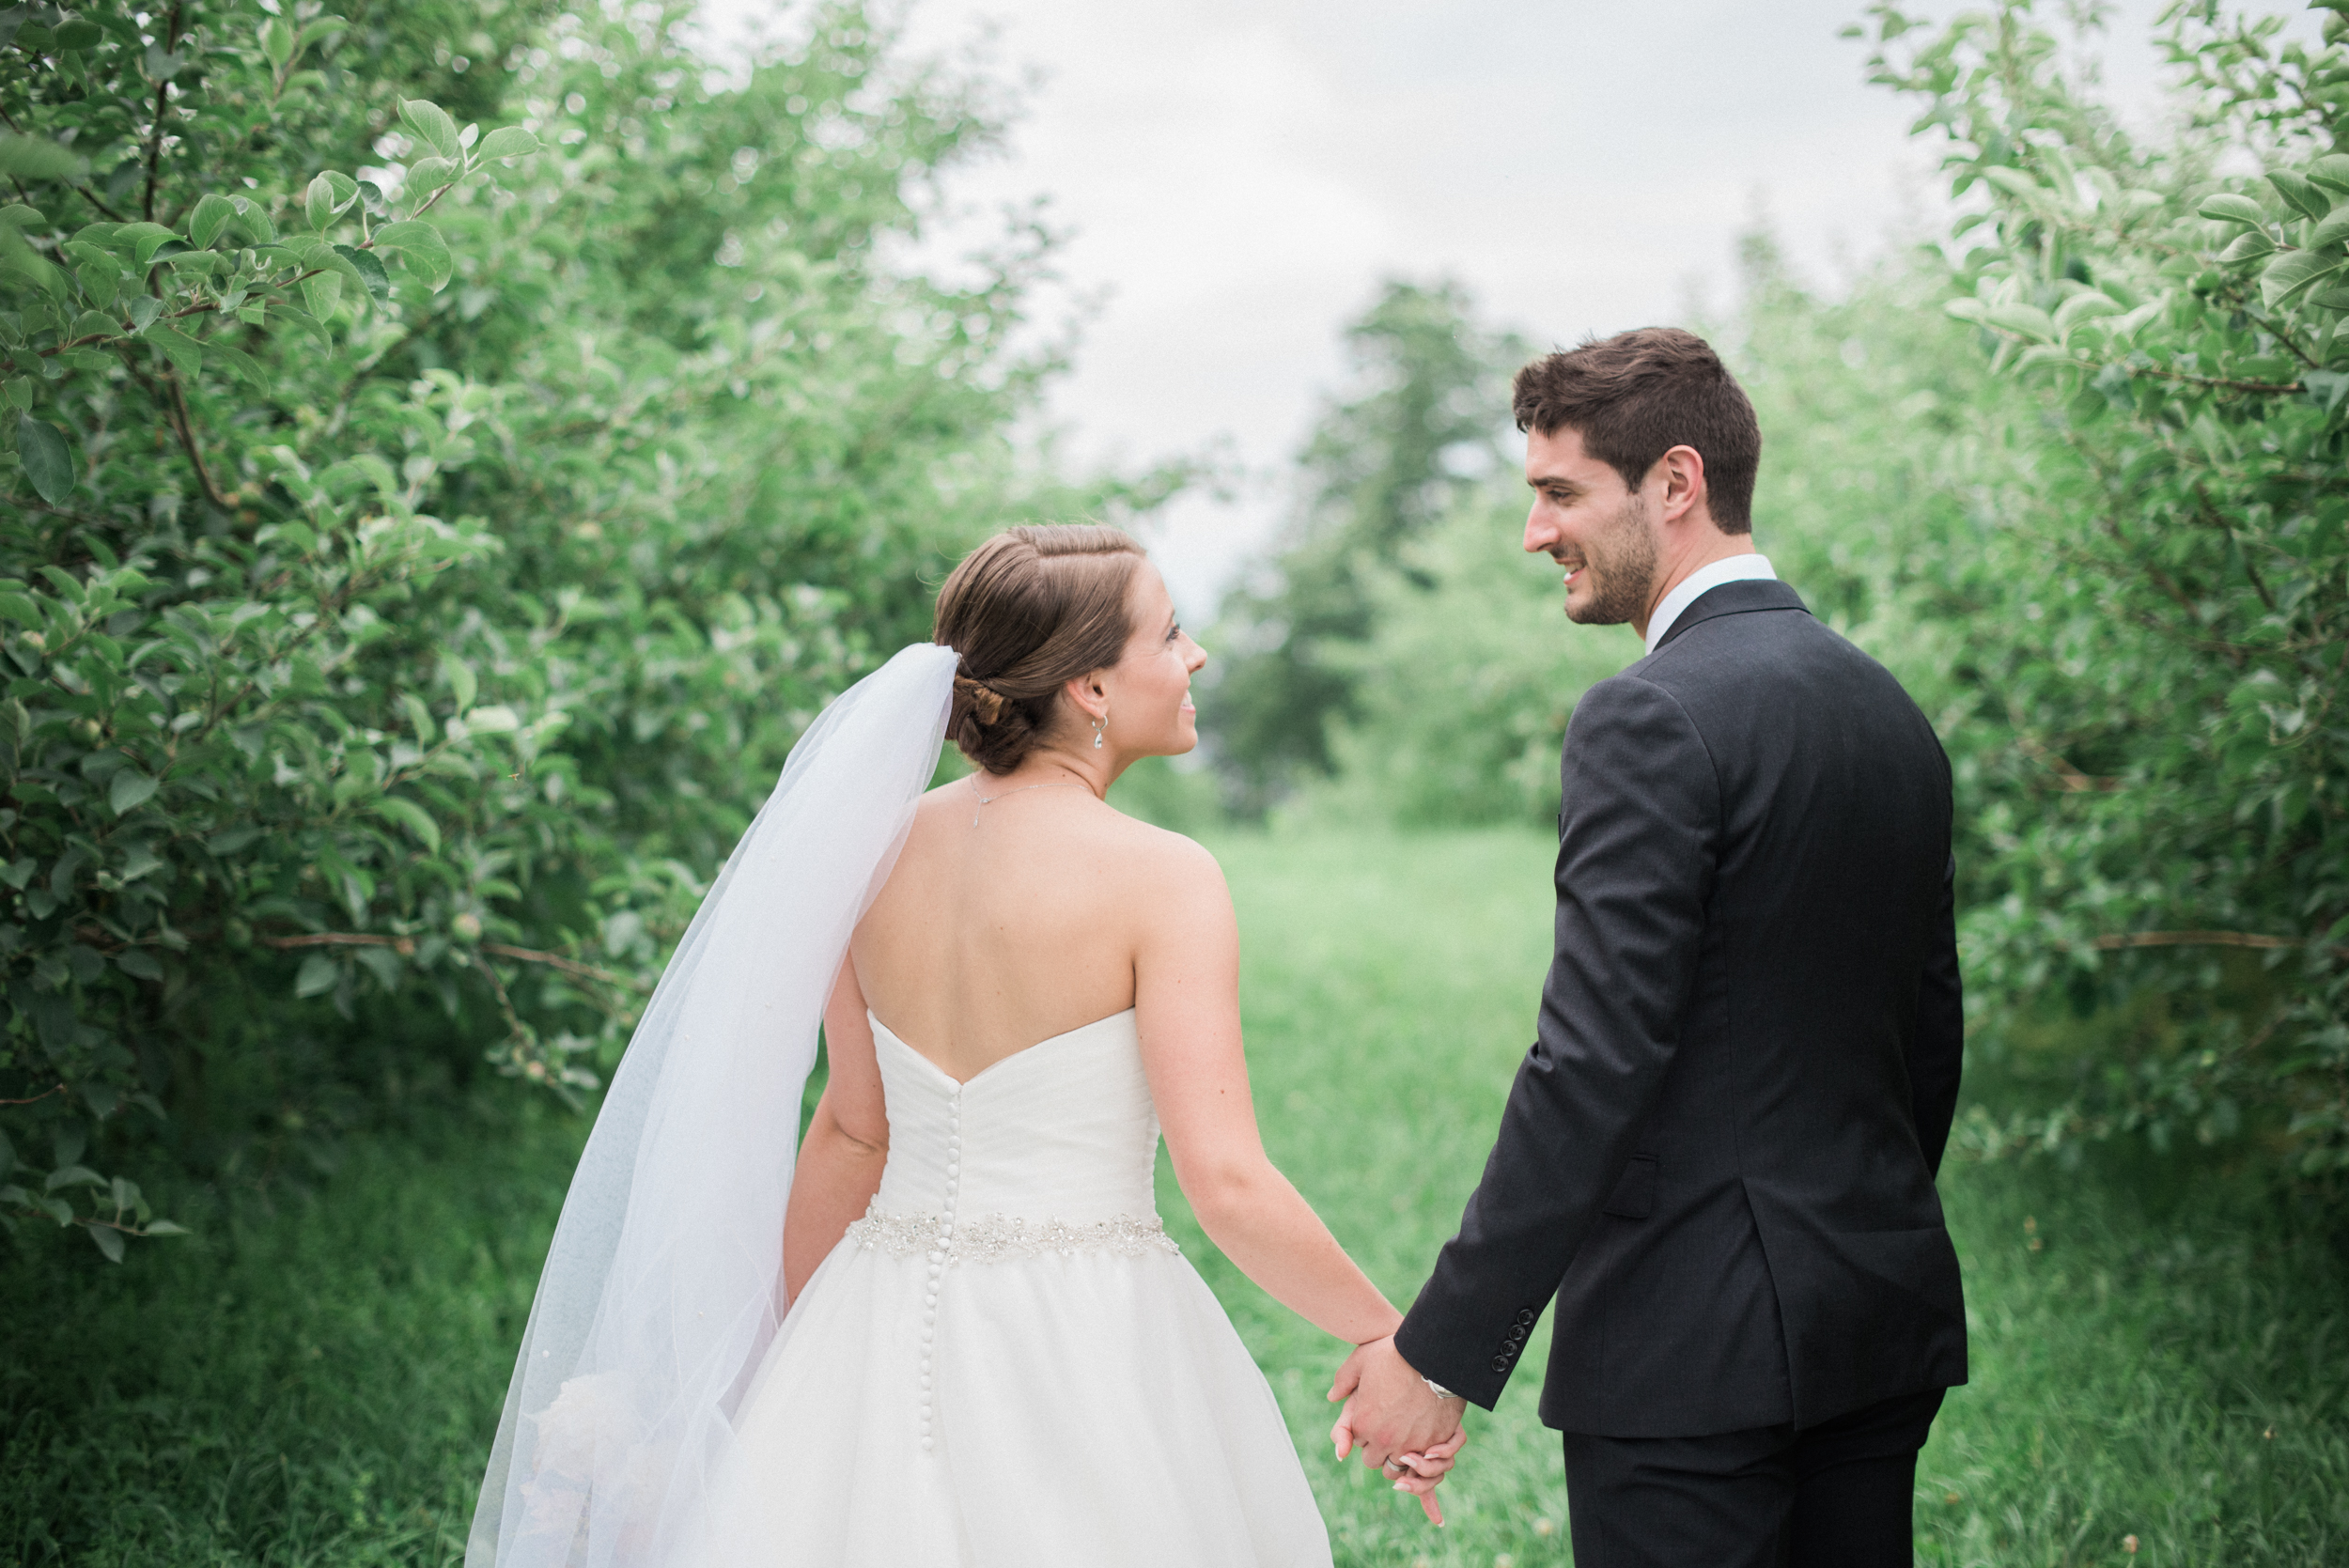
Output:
[1328, 1336, 1465, 1473]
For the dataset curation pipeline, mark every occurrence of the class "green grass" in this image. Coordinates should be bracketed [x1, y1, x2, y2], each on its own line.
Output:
[5, 830, 2344, 1565]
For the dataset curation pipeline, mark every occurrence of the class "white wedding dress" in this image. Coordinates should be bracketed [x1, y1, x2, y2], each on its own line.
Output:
[686, 1009, 1344, 1559]
[683, 1008, 1333, 1566]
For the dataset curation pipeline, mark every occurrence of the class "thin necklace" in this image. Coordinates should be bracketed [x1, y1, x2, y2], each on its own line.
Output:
[967, 773, 1088, 826]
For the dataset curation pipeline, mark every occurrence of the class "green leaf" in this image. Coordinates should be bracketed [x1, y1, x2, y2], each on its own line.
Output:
[53, 21, 102, 51]
[88, 1224, 123, 1262]
[1983, 302, 2058, 342]
[294, 952, 338, 998]
[144, 1219, 190, 1236]
[1981, 165, 2046, 201]
[0, 134, 87, 181]
[259, 17, 295, 69]
[2198, 193, 2269, 226]
[301, 271, 343, 321]
[403, 156, 460, 195]
[2, 380, 30, 411]
[225, 197, 274, 245]
[0, 225, 63, 296]
[203, 339, 267, 388]
[2219, 230, 2278, 265]
[187, 192, 235, 249]
[335, 244, 390, 303]
[118, 223, 179, 267]
[2307, 206, 2349, 251]
[108, 768, 157, 815]
[2309, 153, 2349, 193]
[14, 414, 75, 504]
[444, 657, 478, 715]
[476, 126, 540, 162]
[2053, 292, 2123, 334]
[374, 795, 443, 853]
[2269, 170, 2330, 222]
[116, 947, 163, 980]
[147, 324, 201, 378]
[397, 99, 462, 162]
[305, 173, 338, 231]
[371, 220, 451, 289]
[44, 1165, 105, 1190]
[2261, 248, 2345, 308]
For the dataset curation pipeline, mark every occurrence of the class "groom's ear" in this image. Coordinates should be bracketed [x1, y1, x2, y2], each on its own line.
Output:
[1656, 444, 1709, 529]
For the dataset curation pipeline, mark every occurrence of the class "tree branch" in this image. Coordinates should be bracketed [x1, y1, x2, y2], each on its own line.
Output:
[256, 930, 647, 992]
[2090, 929, 2349, 958]
[128, 363, 234, 511]
[141, 5, 188, 222]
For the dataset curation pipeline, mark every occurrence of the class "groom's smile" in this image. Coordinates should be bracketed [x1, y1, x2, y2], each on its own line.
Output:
[1522, 426, 1661, 629]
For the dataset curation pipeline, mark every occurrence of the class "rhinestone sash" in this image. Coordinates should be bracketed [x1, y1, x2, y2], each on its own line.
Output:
[847, 1204, 1182, 1265]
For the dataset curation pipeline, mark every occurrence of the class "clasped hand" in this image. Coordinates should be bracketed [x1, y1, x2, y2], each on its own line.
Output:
[1327, 1335, 1467, 1526]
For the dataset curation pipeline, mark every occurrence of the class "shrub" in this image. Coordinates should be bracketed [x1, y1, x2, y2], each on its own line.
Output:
[0, 0, 1105, 1259]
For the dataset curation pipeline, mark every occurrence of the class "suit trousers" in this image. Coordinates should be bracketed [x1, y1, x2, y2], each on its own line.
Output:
[1560, 1387, 1947, 1568]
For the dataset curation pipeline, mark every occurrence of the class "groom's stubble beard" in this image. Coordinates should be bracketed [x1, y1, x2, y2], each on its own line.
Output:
[1565, 491, 1660, 627]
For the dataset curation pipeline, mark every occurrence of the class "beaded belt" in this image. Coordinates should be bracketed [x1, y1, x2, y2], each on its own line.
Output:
[846, 1205, 1181, 1265]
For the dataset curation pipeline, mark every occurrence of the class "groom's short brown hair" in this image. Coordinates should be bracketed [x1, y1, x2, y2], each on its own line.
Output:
[1512, 328, 1761, 535]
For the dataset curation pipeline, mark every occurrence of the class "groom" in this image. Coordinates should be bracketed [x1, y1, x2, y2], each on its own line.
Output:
[1335, 327, 1967, 1565]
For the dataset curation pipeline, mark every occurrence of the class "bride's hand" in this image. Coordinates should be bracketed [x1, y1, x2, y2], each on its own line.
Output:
[1331, 1408, 1466, 1527]
[1389, 1426, 1467, 1524]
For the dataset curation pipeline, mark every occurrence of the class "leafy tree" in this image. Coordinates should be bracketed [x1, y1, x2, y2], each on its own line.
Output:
[1205, 279, 1523, 815]
[1853, 0, 2348, 1182]
[0, 0, 1108, 1260]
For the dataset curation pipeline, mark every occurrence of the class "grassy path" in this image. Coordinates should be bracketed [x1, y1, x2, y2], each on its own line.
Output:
[4, 831, 2343, 1564]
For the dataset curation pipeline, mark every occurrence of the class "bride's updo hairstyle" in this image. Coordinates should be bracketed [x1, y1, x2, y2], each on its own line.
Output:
[934, 524, 1147, 774]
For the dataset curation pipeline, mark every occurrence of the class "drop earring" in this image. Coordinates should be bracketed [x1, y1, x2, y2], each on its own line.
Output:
[1092, 712, 1106, 750]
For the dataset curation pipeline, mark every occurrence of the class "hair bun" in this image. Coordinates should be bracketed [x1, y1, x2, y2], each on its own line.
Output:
[953, 674, 1008, 725]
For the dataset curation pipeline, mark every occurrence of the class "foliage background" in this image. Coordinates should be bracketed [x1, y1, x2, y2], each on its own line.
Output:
[0, 0, 1173, 1253]
[1206, 0, 2349, 1196]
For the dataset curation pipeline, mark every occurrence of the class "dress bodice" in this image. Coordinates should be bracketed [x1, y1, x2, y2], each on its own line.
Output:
[858, 1010, 1172, 1262]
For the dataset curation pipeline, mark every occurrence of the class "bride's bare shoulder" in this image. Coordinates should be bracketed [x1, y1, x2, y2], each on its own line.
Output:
[1093, 807, 1228, 899]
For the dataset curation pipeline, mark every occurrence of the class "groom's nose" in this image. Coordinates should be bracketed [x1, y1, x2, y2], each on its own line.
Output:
[1524, 502, 1557, 555]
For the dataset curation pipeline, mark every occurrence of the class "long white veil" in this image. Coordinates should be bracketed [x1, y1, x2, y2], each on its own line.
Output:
[467, 643, 957, 1568]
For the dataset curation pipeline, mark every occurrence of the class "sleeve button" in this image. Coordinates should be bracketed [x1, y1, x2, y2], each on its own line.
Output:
[1490, 1355, 1511, 1373]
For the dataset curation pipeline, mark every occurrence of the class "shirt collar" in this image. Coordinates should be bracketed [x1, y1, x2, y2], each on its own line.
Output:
[1643, 553, 1779, 656]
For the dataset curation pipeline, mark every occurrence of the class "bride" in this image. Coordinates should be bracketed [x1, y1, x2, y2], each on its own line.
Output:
[469, 525, 1458, 1567]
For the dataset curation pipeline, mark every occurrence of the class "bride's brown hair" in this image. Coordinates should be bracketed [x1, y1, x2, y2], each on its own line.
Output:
[933, 524, 1148, 775]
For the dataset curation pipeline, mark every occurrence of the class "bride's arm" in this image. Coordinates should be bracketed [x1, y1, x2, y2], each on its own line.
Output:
[1134, 837, 1402, 1346]
[782, 956, 890, 1308]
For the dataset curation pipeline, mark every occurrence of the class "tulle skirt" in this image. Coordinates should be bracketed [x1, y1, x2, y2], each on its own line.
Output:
[686, 1234, 1332, 1567]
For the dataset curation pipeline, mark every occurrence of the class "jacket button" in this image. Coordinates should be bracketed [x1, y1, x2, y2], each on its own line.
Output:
[1489, 1355, 1510, 1373]
[1515, 1308, 1537, 1326]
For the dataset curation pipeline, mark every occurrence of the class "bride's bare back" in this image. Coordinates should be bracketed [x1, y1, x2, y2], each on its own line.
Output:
[851, 782, 1188, 1081]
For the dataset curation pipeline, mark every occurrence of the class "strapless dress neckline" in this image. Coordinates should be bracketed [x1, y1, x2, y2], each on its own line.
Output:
[868, 1006, 1138, 1088]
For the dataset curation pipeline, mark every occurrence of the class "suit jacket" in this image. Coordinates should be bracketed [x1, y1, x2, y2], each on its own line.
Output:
[1393, 579, 1968, 1437]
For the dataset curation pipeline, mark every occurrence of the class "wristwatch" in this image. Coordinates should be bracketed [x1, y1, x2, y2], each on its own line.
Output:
[1423, 1377, 1464, 1402]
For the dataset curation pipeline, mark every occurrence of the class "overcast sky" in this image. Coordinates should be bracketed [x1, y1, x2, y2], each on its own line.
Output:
[700, 0, 2277, 616]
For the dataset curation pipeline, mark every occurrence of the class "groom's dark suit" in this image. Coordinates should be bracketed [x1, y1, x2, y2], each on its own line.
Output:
[1395, 579, 1966, 1560]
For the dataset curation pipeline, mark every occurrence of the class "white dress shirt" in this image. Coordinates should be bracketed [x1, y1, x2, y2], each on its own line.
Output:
[1643, 553, 1779, 657]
